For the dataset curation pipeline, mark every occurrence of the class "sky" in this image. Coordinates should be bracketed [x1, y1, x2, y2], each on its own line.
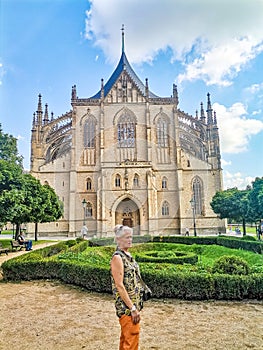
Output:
[1, 0, 263, 190]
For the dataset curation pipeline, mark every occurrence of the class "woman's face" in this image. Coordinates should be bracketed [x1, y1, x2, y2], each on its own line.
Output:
[118, 231, 133, 250]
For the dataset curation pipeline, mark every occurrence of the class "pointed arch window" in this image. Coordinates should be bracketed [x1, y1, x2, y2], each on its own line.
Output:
[117, 114, 135, 148]
[84, 117, 96, 148]
[85, 202, 93, 217]
[192, 177, 203, 215]
[157, 115, 169, 147]
[133, 174, 139, 187]
[162, 177, 168, 189]
[115, 174, 121, 187]
[162, 201, 169, 216]
[86, 178, 92, 191]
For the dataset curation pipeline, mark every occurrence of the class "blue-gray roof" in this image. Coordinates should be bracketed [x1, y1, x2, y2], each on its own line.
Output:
[91, 51, 159, 99]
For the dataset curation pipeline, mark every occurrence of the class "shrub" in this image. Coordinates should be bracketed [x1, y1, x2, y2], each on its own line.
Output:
[216, 236, 263, 254]
[135, 250, 198, 265]
[241, 235, 257, 241]
[212, 255, 250, 275]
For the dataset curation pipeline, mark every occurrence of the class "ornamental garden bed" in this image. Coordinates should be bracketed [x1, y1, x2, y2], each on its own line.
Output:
[2, 237, 263, 300]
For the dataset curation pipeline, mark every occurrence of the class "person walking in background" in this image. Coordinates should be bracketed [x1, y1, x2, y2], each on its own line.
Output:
[111, 225, 143, 350]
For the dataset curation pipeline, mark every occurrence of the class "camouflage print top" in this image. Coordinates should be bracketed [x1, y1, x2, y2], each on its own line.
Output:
[111, 249, 143, 318]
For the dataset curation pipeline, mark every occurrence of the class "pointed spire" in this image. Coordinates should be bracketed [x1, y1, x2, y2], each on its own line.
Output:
[36, 94, 43, 126]
[51, 112, 54, 121]
[43, 103, 49, 124]
[200, 102, 206, 123]
[206, 93, 213, 125]
[37, 94, 42, 112]
[121, 24, 125, 53]
[195, 110, 198, 119]
[101, 78, 104, 99]
[213, 111, 217, 125]
[145, 78, 149, 98]
[71, 85, 77, 100]
[173, 84, 179, 106]
[32, 112, 36, 129]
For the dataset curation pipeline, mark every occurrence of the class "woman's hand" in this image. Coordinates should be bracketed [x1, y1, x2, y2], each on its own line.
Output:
[131, 309, 140, 324]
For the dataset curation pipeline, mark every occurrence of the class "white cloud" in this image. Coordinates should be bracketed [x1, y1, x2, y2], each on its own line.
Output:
[178, 37, 263, 86]
[221, 159, 232, 167]
[214, 102, 263, 153]
[85, 0, 263, 85]
[252, 109, 262, 116]
[223, 170, 254, 190]
[245, 82, 263, 94]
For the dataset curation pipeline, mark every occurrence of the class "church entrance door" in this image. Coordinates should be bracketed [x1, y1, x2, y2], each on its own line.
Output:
[115, 198, 140, 235]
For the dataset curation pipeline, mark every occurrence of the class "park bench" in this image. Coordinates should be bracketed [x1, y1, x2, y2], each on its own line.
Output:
[10, 240, 26, 251]
[0, 243, 9, 255]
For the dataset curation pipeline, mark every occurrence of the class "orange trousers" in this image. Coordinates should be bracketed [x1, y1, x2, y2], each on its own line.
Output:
[119, 314, 140, 350]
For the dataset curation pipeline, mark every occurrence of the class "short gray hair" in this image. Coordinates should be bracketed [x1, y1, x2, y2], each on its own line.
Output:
[114, 225, 133, 238]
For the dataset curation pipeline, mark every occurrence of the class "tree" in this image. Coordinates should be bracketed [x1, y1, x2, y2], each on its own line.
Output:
[29, 182, 63, 240]
[211, 188, 249, 235]
[0, 124, 23, 166]
[248, 177, 263, 222]
[0, 173, 63, 240]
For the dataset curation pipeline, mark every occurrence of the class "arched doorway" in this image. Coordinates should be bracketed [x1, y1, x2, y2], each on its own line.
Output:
[115, 198, 140, 235]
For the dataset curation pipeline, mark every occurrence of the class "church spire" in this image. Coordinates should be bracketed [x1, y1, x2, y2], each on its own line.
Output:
[200, 102, 206, 123]
[43, 103, 49, 124]
[36, 94, 43, 126]
[121, 24, 125, 53]
[206, 93, 213, 125]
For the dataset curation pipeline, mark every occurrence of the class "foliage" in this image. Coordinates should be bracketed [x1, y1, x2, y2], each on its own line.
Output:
[0, 124, 23, 166]
[212, 255, 250, 275]
[211, 188, 250, 235]
[2, 239, 263, 301]
[248, 177, 263, 222]
[135, 250, 198, 264]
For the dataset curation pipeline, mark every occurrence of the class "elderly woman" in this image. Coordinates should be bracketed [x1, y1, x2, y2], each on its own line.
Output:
[111, 225, 142, 350]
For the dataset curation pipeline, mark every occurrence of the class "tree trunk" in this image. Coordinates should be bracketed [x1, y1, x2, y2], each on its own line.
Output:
[34, 222, 38, 241]
[242, 218, 246, 236]
[15, 223, 20, 240]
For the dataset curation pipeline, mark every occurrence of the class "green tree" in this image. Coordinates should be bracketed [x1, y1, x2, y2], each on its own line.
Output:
[211, 188, 249, 235]
[29, 182, 63, 240]
[0, 124, 23, 166]
[0, 174, 63, 240]
[248, 177, 263, 222]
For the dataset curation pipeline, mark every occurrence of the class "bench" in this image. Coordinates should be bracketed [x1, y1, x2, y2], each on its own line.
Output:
[0, 243, 9, 255]
[10, 240, 26, 251]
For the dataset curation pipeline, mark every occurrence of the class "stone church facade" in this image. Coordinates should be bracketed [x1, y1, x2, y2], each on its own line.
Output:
[29, 33, 225, 237]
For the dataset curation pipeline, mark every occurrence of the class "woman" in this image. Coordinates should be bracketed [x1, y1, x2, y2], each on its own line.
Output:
[111, 225, 143, 350]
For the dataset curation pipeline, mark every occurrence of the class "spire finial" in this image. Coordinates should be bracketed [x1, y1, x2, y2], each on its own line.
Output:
[121, 24, 125, 53]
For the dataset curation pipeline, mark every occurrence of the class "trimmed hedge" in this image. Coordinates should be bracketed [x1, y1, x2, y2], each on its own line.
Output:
[2, 239, 263, 300]
[152, 235, 218, 245]
[135, 250, 198, 264]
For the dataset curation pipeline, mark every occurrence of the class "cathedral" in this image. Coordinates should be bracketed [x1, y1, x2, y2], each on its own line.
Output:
[29, 31, 225, 237]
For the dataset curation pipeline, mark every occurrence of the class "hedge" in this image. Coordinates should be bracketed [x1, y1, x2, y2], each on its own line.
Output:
[2, 240, 263, 300]
[135, 250, 198, 264]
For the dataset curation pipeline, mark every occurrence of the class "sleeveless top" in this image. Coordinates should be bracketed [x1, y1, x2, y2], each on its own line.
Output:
[111, 249, 143, 318]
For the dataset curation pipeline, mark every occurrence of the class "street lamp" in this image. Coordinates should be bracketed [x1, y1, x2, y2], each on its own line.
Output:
[82, 198, 87, 226]
[190, 198, 197, 236]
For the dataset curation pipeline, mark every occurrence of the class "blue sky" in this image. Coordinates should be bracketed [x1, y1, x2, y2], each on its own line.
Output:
[1, 0, 263, 189]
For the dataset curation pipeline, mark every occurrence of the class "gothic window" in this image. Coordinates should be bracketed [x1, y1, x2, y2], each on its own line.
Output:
[162, 201, 169, 216]
[162, 177, 168, 189]
[86, 202, 93, 217]
[115, 174, 121, 187]
[157, 115, 169, 147]
[117, 114, 135, 148]
[84, 117, 96, 148]
[86, 178, 92, 191]
[192, 177, 203, 215]
[133, 174, 139, 187]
